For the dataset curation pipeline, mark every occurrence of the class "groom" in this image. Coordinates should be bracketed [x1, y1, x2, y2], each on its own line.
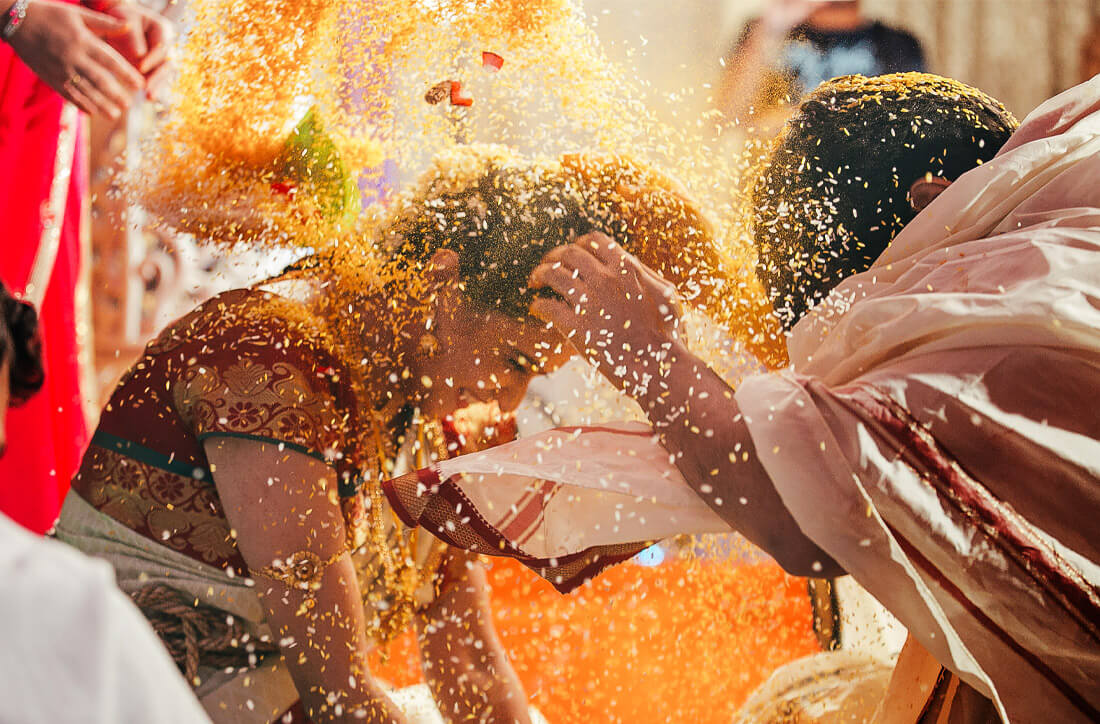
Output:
[528, 73, 1099, 723]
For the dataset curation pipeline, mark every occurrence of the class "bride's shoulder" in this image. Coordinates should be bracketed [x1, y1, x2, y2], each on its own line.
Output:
[143, 286, 328, 362]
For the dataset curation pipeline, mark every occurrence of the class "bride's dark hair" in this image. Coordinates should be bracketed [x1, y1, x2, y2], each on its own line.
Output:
[379, 145, 729, 322]
[0, 283, 45, 406]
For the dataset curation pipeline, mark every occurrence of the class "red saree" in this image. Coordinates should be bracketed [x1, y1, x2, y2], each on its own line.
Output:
[0, 34, 89, 534]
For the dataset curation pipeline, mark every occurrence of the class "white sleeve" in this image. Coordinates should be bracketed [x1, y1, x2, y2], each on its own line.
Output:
[735, 368, 1100, 724]
[0, 519, 211, 724]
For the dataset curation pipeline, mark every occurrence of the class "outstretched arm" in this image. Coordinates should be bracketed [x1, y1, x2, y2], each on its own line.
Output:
[205, 437, 410, 724]
[716, 1, 811, 122]
[417, 551, 532, 724]
[529, 232, 842, 577]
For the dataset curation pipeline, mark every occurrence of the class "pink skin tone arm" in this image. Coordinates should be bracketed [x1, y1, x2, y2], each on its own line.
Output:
[206, 435, 533, 723]
[529, 232, 843, 578]
[417, 552, 533, 724]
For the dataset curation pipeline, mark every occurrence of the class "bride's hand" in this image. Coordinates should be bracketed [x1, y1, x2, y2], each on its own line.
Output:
[529, 231, 684, 398]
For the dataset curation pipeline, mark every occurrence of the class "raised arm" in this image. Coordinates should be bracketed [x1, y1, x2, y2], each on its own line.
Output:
[716, 1, 812, 122]
[529, 232, 842, 577]
[416, 551, 531, 724]
[204, 437, 410, 724]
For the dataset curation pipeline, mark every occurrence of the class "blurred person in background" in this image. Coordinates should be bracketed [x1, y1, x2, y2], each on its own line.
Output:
[0, 0, 172, 532]
[717, 0, 925, 127]
[0, 283, 209, 723]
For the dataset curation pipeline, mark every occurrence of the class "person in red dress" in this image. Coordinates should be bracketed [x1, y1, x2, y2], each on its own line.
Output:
[0, 0, 171, 532]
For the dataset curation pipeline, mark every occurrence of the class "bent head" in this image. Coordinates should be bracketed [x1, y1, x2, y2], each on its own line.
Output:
[377, 146, 724, 416]
[751, 72, 1018, 328]
[0, 284, 45, 457]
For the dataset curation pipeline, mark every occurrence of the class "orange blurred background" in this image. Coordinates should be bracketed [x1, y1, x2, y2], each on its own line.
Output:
[371, 555, 820, 723]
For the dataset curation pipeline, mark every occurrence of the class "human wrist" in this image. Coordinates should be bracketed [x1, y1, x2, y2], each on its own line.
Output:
[638, 339, 697, 422]
[1, 0, 29, 42]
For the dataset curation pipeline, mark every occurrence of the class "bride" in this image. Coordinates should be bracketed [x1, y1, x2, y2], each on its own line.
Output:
[56, 144, 730, 723]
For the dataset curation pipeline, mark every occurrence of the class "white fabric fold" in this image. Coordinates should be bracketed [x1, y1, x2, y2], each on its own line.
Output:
[429, 422, 731, 560]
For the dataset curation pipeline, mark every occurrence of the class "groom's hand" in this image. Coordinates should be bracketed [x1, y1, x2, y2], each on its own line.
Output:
[529, 231, 685, 404]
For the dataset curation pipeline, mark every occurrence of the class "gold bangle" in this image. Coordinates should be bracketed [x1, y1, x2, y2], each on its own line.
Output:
[252, 549, 345, 592]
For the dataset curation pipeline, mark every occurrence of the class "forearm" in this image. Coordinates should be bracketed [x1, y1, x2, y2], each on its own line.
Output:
[527, 233, 841, 575]
[418, 558, 531, 724]
[717, 25, 787, 120]
[207, 439, 409, 723]
[420, 635, 530, 724]
[257, 562, 409, 724]
[638, 341, 843, 577]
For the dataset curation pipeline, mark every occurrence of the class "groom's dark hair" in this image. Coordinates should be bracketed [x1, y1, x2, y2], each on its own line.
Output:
[750, 72, 1018, 328]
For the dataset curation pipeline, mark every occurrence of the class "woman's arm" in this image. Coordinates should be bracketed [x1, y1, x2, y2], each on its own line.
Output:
[205, 437, 410, 724]
[416, 551, 531, 724]
[529, 233, 843, 577]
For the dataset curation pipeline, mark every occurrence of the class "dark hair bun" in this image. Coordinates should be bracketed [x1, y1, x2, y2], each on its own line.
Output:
[2, 290, 46, 406]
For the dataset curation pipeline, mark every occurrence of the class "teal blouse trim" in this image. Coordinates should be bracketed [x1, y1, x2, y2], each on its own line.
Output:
[91, 430, 212, 483]
[92, 430, 363, 497]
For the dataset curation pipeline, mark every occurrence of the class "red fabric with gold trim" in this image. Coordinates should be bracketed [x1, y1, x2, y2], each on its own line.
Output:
[383, 465, 648, 594]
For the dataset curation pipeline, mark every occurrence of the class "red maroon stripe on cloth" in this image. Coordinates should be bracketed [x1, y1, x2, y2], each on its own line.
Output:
[846, 382, 1100, 640]
[382, 468, 649, 593]
[890, 527, 1100, 721]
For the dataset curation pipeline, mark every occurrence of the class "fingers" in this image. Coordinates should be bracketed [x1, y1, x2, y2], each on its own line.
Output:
[59, 81, 99, 116]
[575, 231, 627, 269]
[143, 61, 172, 98]
[633, 258, 677, 301]
[127, 17, 148, 60]
[577, 231, 675, 297]
[77, 68, 128, 118]
[529, 297, 580, 339]
[538, 243, 604, 281]
[87, 39, 144, 92]
[74, 57, 131, 118]
[78, 5, 129, 37]
[139, 16, 171, 75]
[529, 262, 585, 300]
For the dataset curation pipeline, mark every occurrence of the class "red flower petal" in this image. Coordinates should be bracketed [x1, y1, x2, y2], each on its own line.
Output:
[270, 181, 298, 200]
[450, 81, 473, 107]
[482, 51, 504, 71]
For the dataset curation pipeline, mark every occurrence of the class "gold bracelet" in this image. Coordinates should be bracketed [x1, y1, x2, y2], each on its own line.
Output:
[252, 549, 345, 594]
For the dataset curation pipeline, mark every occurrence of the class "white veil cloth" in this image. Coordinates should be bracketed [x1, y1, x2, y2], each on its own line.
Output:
[383, 77, 1100, 722]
